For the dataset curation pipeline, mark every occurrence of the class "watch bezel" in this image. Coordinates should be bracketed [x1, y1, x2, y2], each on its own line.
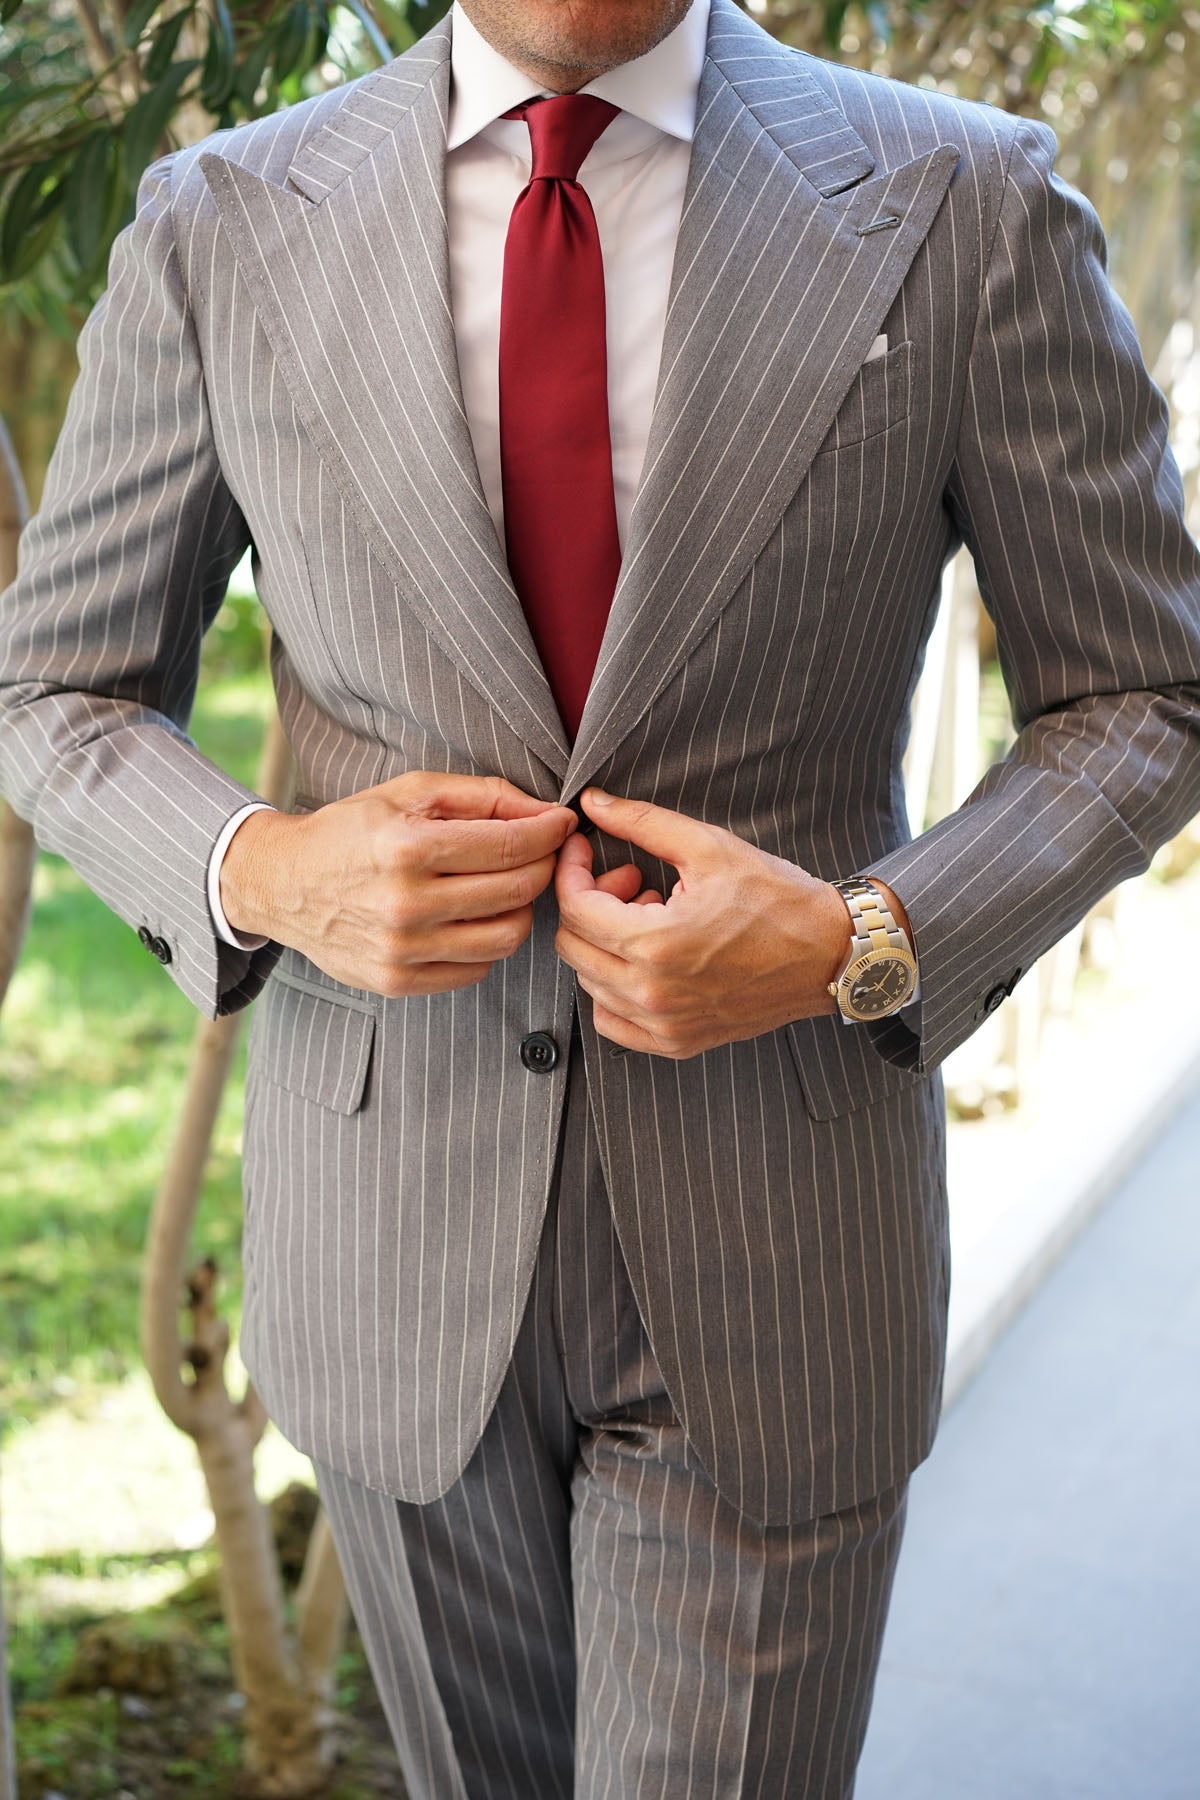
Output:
[833, 945, 918, 1022]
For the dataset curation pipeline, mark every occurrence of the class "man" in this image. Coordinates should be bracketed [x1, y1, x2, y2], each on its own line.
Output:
[2, 0, 1199, 1790]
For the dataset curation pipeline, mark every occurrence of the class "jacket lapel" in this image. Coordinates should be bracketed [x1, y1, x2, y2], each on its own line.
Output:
[564, 0, 959, 794]
[199, 19, 571, 776]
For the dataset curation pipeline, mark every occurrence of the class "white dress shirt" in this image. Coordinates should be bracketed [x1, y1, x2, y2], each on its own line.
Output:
[446, 0, 705, 551]
[208, 0, 709, 947]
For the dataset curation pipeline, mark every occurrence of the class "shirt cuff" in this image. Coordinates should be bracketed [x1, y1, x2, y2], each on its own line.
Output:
[207, 802, 275, 949]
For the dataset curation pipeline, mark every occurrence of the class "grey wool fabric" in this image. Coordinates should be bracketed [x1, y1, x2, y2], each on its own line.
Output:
[3, 0, 1200, 1547]
[310, 1024, 911, 1799]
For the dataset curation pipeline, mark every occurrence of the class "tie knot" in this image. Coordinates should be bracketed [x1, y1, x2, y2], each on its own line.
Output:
[515, 94, 619, 183]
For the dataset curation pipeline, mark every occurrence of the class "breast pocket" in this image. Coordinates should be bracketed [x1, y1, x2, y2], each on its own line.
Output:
[815, 339, 914, 456]
[249, 964, 377, 1115]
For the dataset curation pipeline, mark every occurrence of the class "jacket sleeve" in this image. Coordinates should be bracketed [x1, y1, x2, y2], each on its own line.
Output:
[0, 153, 280, 1019]
[864, 117, 1200, 1076]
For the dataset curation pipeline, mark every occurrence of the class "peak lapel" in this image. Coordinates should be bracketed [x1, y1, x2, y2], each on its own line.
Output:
[564, 2, 959, 794]
[200, 24, 571, 776]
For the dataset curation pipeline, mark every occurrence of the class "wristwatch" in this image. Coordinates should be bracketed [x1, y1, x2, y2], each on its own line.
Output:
[828, 876, 918, 1023]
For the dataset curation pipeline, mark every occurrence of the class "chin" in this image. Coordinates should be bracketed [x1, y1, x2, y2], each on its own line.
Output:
[465, 0, 692, 83]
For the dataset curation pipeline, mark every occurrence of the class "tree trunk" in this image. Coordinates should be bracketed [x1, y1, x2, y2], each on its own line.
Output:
[294, 1508, 350, 1700]
[140, 705, 351, 1795]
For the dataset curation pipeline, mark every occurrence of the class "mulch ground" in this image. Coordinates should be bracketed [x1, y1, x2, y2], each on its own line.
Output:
[10, 1484, 408, 1800]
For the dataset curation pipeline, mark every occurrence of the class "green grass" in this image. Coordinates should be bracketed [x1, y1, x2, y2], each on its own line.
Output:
[0, 588, 273, 1429]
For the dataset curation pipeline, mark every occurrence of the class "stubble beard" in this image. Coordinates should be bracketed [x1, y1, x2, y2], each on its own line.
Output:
[458, 0, 694, 92]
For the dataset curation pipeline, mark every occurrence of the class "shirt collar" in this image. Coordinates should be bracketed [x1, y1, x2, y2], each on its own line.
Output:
[446, 0, 709, 152]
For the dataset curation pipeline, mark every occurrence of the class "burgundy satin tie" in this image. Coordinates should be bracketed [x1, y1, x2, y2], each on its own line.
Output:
[499, 96, 621, 742]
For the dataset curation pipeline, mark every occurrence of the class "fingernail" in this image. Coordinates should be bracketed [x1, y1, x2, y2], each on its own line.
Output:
[586, 788, 613, 807]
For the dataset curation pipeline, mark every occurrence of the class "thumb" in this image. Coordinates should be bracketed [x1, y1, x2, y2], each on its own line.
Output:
[579, 789, 719, 875]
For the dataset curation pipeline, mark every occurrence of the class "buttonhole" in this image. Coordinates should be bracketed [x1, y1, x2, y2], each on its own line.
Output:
[857, 214, 901, 236]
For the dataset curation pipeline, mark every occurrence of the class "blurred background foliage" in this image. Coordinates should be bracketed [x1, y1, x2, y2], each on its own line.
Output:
[771, 0, 1200, 392]
[0, 0, 456, 505]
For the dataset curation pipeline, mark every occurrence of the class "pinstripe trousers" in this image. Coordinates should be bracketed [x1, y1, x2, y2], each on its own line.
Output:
[312, 1025, 910, 1799]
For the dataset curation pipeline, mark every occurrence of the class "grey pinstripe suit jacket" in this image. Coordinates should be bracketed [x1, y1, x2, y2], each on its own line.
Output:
[4, 0, 1200, 1526]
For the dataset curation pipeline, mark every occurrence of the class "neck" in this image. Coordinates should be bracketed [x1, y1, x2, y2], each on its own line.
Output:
[498, 55, 601, 94]
[453, 0, 700, 101]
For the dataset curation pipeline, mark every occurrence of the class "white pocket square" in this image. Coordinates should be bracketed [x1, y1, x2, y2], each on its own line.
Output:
[865, 333, 889, 362]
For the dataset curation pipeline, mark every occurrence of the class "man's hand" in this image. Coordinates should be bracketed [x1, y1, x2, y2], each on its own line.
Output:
[554, 788, 855, 1058]
[220, 772, 577, 997]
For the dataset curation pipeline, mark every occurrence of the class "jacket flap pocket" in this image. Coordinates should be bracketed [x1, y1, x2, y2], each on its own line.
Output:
[816, 338, 913, 454]
[785, 1013, 927, 1121]
[253, 967, 376, 1115]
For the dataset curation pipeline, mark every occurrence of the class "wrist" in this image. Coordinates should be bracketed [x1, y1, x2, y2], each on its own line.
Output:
[864, 876, 913, 945]
[219, 807, 298, 941]
[819, 879, 855, 988]
[827, 874, 918, 1022]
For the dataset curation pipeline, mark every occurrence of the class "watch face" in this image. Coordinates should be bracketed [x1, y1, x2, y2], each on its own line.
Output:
[842, 950, 917, 1020]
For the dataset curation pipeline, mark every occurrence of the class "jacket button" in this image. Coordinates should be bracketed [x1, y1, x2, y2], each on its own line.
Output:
[150, 935, 173, 966]
[137, 925, 153, 948]
[983, 982, 1007, 1015]
[519, 1031, 558, 1073]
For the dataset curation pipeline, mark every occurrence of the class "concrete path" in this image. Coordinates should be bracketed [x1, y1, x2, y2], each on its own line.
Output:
[856, 1081, 1200, 1800]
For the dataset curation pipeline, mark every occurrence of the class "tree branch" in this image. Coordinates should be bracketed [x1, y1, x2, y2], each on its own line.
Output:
[295, 1509, 349, 1697]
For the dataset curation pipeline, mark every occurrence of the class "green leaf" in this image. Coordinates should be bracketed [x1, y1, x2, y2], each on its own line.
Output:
[0, 201, 61, 286]
[199, 0, 237, 111]
[1, 157, 56, 271]
[820, 2, 848, 51]
[360, 0, 412, 52]
[145, 8, 192, 83]
[405, 0, 451, 25]
[0, 158, 64, 284]
[234, 36, 274, 109]
[1, 0, 26, 23]
[77, 156, 132, 294]
[63, 131, 113, 273]
[340, 0, 392, 63]
[121, 58, 198, 187]
[210, 0, 235, 58]
[122, 0, 164, 50]
[271, 1, 314, 82]
[0, 78, 79, 137]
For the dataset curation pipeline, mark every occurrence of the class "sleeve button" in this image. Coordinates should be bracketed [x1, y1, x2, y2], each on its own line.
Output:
[983, 982, 1007, 1015]
[150, 936, 173, 966]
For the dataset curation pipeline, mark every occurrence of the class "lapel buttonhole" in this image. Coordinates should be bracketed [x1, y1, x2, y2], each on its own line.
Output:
[857, 214, 902, 236]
